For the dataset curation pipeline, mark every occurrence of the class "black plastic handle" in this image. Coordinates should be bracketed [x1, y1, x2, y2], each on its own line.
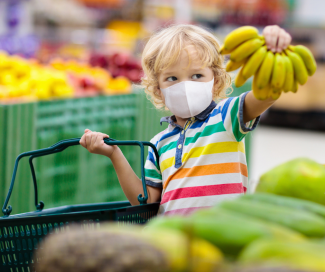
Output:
[2, 138, 160, 216]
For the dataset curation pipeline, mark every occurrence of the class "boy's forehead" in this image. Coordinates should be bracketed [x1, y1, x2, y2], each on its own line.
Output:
[161, 45, 205, 74]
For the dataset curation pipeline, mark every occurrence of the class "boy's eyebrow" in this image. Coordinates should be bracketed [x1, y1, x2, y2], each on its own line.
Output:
[161, 68, 205, 76]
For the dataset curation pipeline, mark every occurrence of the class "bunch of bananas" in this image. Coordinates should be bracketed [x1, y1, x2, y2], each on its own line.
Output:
[220, 26, 317, 100]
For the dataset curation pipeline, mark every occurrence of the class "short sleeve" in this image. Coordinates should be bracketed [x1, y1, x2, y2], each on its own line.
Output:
[219, 91, 260, 142]
[144, 138, 162, 188]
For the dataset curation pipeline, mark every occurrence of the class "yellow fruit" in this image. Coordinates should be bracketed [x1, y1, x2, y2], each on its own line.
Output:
[282, 53, 294, 93]
[1, 73, 16, 85]
[225, 58, 246, 72]
[252, 76, 271, 100]
[190, 238, 224, 272]
[290, 79, 299, 93]
[271, 53, 286, 89]
[230, 38, 264, 62]
[219, 44, 233, 55]
[106, 76, 131, 93]
[224, 26, 259, 51]
[242, 45, 267, 79]
[255, 51, 275, 89]
[235, 65, 247, 87]
[285, 49, 308, 85]
[0, 86, 8, 98]
[0, 51, 9, 69]
[270, 87, 282, 100]
[239, 239, 325, 272]
[291, 45, 317, 76]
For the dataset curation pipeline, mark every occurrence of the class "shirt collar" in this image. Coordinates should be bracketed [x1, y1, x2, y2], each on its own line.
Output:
[160, 100, 217, 126]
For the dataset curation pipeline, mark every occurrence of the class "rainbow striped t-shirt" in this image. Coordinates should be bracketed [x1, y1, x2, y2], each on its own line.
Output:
[144, 92, 260, 216]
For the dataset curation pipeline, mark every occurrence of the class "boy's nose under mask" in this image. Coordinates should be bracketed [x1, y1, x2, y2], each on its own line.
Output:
[161, 78, 214, 118]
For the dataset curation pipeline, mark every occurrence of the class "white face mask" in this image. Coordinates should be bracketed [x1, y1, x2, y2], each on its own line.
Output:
[161, 78, 214, 118]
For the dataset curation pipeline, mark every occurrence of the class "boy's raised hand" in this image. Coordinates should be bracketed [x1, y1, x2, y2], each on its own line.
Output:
[263, 25, 292, 53]
[80, 129, 116, 158]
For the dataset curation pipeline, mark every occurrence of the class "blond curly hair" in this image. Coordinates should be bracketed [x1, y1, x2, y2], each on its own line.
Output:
[141, 24, 232, 110]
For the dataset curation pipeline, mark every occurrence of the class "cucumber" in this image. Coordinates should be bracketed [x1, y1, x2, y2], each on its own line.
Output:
[189, 208, 304, 256]
[240, 193, 325, 218]
[219, 198, 325, 238]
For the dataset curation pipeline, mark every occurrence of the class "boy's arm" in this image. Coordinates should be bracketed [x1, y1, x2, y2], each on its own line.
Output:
[80, 129, 161, 205]
[243, 91, 275, 123]
[110, 147, 162, 205]
[243, 25, 292, 123]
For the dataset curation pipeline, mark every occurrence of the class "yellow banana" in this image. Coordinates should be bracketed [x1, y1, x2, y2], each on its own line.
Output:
[242, 45, 267, 80]
[290, 45, 317, 76]
[290, 79, 298, 93]
[225, 58, 246, 72]
[271, 53, 286, 89]
[255, 51, 275, 89]
[282, 53, 294, 93]
[219, 44, 234, 55]
[235, 65, 247, 87]
[252, 75, 271, 100]
[270, 87, 282, 100]
[224, 26, 259, 51]
[285, 49, 308, 85]
[230, 38, 264, 62]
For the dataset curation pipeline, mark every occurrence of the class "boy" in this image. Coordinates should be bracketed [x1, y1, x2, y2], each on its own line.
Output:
[80, 25, 291, 215]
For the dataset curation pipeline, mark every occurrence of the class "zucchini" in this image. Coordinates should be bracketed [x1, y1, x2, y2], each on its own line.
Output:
[189, 208, 304, 256]
[240, 193, 325, 218]
[219, 198, 325, 237]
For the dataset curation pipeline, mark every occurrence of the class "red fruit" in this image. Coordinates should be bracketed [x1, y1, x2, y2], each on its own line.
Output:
[80, 77, 95, 89]
[97, 55, 109, 68]
[89, 54, 99, 66]
[109, 65, 121, 78]
[112, 53, 130, 67]
[127, 69, 142, 83]
[118, 68, 128, 78]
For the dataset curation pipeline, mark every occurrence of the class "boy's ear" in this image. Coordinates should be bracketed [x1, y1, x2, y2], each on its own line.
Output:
[155, 87, 165, 103]
[155, 87, 162, 97]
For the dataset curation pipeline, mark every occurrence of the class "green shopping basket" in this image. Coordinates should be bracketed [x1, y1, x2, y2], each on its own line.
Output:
[0, 138, 160, 272]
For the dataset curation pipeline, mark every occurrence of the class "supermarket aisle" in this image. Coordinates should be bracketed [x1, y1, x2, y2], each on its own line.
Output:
[248, 126, 325, 192]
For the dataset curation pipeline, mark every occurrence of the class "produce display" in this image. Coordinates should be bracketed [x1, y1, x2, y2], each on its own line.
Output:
[68, 159, 325, 272]
[0, 51, 132, 103]
[220, 26, 317, 100]
[89, 52, 143, 83]
[50, 58, 132, 96]
[144, 191, 325, 271]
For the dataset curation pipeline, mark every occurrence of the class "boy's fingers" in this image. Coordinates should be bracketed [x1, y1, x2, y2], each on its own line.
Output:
[79, 134, 86, 147]
[93, 133, 100, 147]
[277, 29, 289, 52]
[85, 132, 93, 148]
[276, 29, 286, 52]
[262, 26, 273, 49]
[269, 27, 280, 52]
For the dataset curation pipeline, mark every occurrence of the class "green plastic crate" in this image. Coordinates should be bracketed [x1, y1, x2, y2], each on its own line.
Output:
[34, 95, 138, 210]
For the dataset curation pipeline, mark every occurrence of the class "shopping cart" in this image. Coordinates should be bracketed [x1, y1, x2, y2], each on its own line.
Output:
[0, 138, 160, 272]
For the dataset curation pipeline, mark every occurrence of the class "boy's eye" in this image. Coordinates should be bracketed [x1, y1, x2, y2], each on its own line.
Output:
[166, 76, 177, 82]
[192, 74, 203, 79]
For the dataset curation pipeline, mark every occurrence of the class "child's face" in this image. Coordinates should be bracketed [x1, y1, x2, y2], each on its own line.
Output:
[157, 45, 214, 102]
